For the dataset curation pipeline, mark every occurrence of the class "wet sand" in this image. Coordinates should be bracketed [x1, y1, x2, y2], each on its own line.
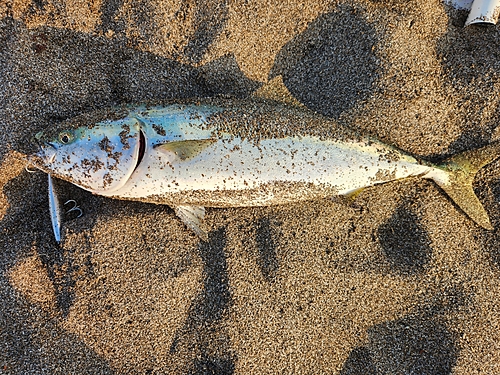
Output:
[2, 0, 500, 374]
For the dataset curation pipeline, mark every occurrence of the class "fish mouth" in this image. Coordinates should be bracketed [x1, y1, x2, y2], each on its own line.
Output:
[41, 144, 57, 163]
[27, 140, 56, 171]
[32, 132, 55, 161]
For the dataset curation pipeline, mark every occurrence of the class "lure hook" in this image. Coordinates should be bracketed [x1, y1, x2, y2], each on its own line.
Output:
[25, 164, 37, 173]
[64, 200, 83, 218]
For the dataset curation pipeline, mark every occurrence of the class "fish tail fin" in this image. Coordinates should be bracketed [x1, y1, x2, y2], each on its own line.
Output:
[429, 141, 500, 230]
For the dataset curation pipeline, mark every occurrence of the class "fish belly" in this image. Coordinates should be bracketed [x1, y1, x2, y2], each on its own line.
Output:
[105, 136, 434, 207]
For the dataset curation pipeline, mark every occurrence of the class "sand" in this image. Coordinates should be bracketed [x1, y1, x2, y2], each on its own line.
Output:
[1, 0, 500, 374]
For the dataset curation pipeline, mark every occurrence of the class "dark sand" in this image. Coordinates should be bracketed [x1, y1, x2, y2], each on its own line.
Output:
[2, 0, 500, 374]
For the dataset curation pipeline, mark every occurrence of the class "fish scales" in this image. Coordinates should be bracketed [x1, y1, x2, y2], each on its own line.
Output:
[102, 104, 432, 207]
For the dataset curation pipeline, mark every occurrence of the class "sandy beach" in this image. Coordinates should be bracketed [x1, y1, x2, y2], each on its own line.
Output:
[2, 0, 500, 373]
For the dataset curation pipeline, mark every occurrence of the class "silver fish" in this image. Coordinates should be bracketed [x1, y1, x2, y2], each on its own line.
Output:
[29, 77, 500, 240]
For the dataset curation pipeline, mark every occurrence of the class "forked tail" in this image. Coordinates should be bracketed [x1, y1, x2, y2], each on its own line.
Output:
[429, 141, 500, 230]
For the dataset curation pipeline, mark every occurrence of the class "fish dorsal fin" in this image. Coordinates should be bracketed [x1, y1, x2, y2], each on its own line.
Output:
[155, 139, 215, 161]
[174, 205, 208, 241]
[252, 76, 307, 109]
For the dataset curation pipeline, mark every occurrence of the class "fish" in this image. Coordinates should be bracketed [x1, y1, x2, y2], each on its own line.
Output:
[29, 76, 500, 240]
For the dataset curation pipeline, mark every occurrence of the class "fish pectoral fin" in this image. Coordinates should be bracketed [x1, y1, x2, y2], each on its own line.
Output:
[155, 139, 215, 161]
[252, 75, 307, 109]
[174, 205, 209, 241]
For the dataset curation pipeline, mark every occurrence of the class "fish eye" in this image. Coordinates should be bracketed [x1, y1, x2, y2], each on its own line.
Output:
[58, 131, 74, 145]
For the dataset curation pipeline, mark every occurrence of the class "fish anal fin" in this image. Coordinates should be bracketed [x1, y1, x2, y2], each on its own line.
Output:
[174, 205, 209, 241]
[252, 76, 307, 109]
[155, 139, 215, 161]
[343, 187, 366, 203]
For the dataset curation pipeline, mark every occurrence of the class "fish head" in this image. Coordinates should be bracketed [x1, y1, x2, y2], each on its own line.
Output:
[29, 109, 144, 193]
